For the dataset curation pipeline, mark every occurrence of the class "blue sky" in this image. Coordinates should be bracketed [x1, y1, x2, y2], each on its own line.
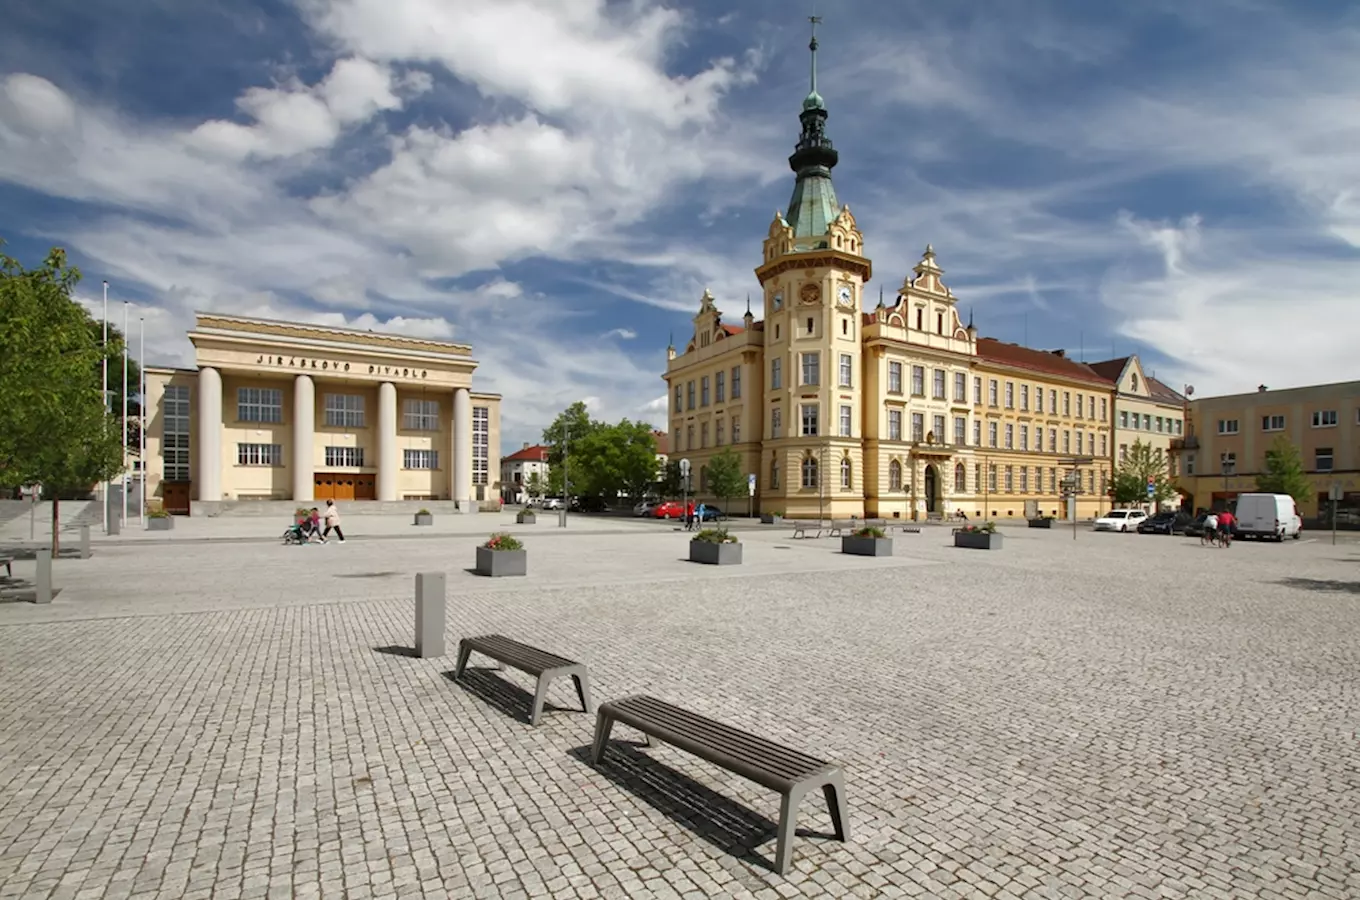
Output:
[2, 0, 1358, 448]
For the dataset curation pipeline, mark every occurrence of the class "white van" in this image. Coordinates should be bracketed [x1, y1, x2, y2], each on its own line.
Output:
[1233, 493, 1303, 541]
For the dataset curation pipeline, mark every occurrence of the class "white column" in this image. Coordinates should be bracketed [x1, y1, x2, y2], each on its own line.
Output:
[293, 374, 315, 502]
[453, 387, 472, 513]
[377, 382, 398, 502]
[196, 366, 222, 503]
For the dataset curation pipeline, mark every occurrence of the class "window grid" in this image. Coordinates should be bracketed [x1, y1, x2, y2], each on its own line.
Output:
[801, 404, 818, 437]
[888, 362, 903, 394]
[472, 406, 489, 485]
[932, 369, 946, 400]
[801, 352, 820, 386]
[237, 443, 282, 466]
[839, 354, 853, 388]
[716, 371, 726, 403]
[324, 393, 365, 428]
[912, 366, 925, 396]
[731, 366, 742, 399]
[771, 359, 783, 390]
[889, 410, 902, 441]
[404, 449, 439, 470]
[238, 387, 283, 423]
[911, 413, 924, 442]
[1313, 410, 1338, 427]
[324, 446, 365, 467]
[839, 405, 852, 437]
[163, 385, 192, 481]
[403, 399, 439, 431]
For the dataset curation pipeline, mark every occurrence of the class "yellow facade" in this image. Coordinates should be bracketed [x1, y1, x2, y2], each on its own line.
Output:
[143, 314, 501, 513]
[1090, 356, 1188, 495]
[1173, 380, 1360, 521]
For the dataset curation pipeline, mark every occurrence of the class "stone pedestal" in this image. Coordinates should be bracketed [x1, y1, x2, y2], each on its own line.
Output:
[79, 525, 91, 559]
[415, 573, 446, 658]
[35, 549, 52, 604]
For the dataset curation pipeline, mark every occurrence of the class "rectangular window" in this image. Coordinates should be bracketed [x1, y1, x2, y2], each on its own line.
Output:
[954, 372, 967, 402]
[1005, 382, 1014, 408]
[715, 419, 725, 446]
[1088, 434, 1095, 456]
[889, 410, 902, 440]
[988, 421, 998, 448]
[237, 443, 282, 466]
[403, 449, 439, 470]
[771, 359, 782, 390]
[974, 377, 983, 405]
[1316, 447, 1334, 472]
[1088, 470, 1095, 493]
[1063, 392, 1071, 416]
[1048, 428, 1057, 452]
[1120, 443, 1128, 461]
[731, 417, 741, 443]
[1313, 410, 1338, 427]
[700, 423, 708, 448]
[1004, 466, 1014, 492]
[1049, 468, 1057, 493]
[687, 381, 695, 410]
[1155, 416, 1164, 433]
[1142, 414, 1151, 430]
[1100, 434, 1107, 457]
[686, 425, 693, 450]
[801, 404, 819, 437]
[1100, 398, 1107, 421]
[771, 407, 782, 439]
[162, 385, 191, 481]
[932, 369, 946, 399]
[988, 464, 998, 492]
[1261, 414, 1285, 431]
[912, 366, 925, 396]
[1063, 430, 1071, 453]
[912, 413, 924, 442]
[989, 379, 999, 406]
[1020, 466, 1029, 492]
[839, 405, 852, 437]
[324, 393, 365, 428]
[1186, 453, 1196, 475]
[238, 387, 283, 423]
[731, 366, 742, 399]
[701, 376, 710, 406]
[933, 414, 945, 442]
[801, 352, 820, 386]
[1020, 425, 1029, 451]
[1120, 410, 1129, 428]
[1020, 385, 1029, 411]
[1220, 452, 1236, 474]
[954, 416, 966, 446]
[403, 399, 439, 431]
[889, 361, 903, 394]
[1035, 387, 1044, 414]
[1049, 389, 1057, 414]
[715, 371, 726, 403]
[972, 420, 981, 446]
[1005, 423, 1014, 449]
[674, 386, 683, 413]
[324, 446, 364, 467]
[1217, 419, 1239, 435]
[839, 354, 853, 388]
[473, 407, 489, 485]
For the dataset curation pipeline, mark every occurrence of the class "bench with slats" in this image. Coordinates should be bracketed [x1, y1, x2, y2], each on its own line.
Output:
[790, 520, 826, 539]
[454, 634, 592, 726]
[0, 556, 11, 579]
[590, 695, 847, 874]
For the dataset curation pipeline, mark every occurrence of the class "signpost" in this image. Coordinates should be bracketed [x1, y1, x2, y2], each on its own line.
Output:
[679, 459, 691, 529]
[747, 473, 756, 520]
[1059, 457, 1094, 540]
[1330, 482, 1343, 546]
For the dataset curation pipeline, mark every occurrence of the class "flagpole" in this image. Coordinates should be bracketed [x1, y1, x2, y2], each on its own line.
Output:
[139, 314, 146, 527]
[102, 281, 109, 534]
[122, 301, 129, 527]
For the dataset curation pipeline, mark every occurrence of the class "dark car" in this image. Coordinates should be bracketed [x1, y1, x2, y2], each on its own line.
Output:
[570, 496, 611, 513]
[1137, 510, 1192, 535]
[1183, 512, 1211, 537]
[696, 505, 723, 522]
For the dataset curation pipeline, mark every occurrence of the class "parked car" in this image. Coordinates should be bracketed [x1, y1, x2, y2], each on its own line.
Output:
[1184, 512, 1211, 537]
[697, 505, 723, 522]
[632, 500, 656, 517]
[652, 501, 692, 519]
[1234, 492, 1303, 541]
[1093, 509, 1149, 532]
[1137, 510, 1192, 535]
[541, 497, 563, 510]
[571, 496, 610, 513]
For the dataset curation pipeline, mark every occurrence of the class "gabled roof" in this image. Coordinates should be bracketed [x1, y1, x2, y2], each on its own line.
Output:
[977, 339, 1113, 387]
[1087, 357, 1130, 383]
[504, 444, 550, 463]
[1145, 376, 1186, 405]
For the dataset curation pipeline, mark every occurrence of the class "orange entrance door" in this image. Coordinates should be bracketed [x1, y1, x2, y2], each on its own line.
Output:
[354, 475, 376, 500]
[164, 482, 191, 515]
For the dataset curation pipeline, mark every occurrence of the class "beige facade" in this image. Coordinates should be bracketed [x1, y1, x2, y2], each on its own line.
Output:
[1090, 357, 1188, 489]
[143, 314, 501, 512]
[1173, 380, 1360, 520]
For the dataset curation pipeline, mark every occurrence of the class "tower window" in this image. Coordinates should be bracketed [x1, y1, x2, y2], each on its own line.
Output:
[842, 318, 848, 335]
[937, 313, 943, 334]
[916, 309, 923, 330]
[806, 317, 814, 333]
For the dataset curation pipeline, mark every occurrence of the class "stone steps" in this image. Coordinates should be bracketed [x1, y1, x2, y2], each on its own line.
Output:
[209, 500, 474, 518]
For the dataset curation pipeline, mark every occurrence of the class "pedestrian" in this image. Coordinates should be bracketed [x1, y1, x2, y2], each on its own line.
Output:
[696, 502, 706, 528]
[309, 507, 326, 543]
[1202, 511, 1218, 546]
[323, 499, 345, 543]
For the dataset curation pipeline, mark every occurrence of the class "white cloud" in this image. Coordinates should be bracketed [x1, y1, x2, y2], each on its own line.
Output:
[603, 327, 637, 340]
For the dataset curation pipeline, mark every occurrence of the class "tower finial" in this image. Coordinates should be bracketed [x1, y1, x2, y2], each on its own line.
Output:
[968, 307, 974, 329]
[745, 293, 752, 315]
[809, 13, 821, 96]
[668, 330, 674, 349]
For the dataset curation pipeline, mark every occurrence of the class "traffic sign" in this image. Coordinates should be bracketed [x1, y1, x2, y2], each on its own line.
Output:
[1330, 482, 1344, 501]
[747, 473, 756, 497]
[1146, 483, 1155, 498]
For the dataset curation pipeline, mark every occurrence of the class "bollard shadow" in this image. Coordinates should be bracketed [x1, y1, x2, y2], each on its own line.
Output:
[372, 645, 418, 657]
[442, 668, 567, 725]
[0, 586, 63, 604]
[1275, 577, 1360, 595]
[0, 546, 86, 561]
[566, 742, 833, 873]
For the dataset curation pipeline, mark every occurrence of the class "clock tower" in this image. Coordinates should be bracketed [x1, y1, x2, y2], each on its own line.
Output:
[754, 16, 871, 518]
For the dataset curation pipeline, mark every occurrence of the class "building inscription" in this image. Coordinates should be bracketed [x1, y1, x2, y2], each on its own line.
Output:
[256, 355, 429, 380]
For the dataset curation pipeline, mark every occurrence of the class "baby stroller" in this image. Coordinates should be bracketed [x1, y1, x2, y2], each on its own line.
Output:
[282, 521, 310, 545]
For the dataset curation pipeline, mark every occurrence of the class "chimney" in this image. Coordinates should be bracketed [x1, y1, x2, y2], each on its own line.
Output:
[1051, 349, 1066, 358]
[522, 442, 529, 449]
[1258, 384, 1268, 393]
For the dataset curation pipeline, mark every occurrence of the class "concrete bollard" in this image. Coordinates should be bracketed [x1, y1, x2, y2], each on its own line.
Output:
[107, 514, 120, 536]
[558, 509, 568, 528]
[79, 525, 91, 559]
[414, 573, 446, 658]
[35, 549, 53, 604]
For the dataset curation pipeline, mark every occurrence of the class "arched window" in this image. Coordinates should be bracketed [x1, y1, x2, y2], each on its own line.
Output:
[1131, 373, 1139, 391]
[954, 463, 967, 493]
[801, 456, 819, 489]
[840, 457, 852, 489]
[888, 459, 902, 491]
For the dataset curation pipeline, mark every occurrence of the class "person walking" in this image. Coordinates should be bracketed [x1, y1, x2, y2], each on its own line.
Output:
[323, 499, 345, 543]
[696, 502, 706, 528]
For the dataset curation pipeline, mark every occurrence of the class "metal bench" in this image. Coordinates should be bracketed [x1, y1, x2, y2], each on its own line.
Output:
[591, 695, 848, 875]
[827, 520, 854, 537]
[790, 520, 825, 539]
[454, 634, 592, 726]
[0, 556, 11, 579]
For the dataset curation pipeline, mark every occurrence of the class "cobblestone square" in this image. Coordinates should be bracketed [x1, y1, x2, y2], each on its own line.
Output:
[2, 520, 1358, 898]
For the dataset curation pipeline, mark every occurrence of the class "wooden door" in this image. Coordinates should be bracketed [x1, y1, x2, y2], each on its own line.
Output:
[314, 475, 335, 500]
[354, 475, 375, 501]
[164, 482, 191, 515]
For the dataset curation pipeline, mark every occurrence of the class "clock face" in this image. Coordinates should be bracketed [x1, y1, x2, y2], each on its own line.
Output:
[772, 291, 783, 309]
[837, 285, 853, 306]
[799, 284, 820, 305]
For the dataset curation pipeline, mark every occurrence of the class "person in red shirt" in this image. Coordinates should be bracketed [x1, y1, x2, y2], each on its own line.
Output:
[1217, 509, 1235, 546]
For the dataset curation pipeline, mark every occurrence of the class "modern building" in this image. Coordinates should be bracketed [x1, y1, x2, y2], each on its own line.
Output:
[500, 444, 550, 505]
[1089, 356, 1188, 495]
[1172, 380, 1360, 521]
[661, 28, 1115, 520]
[143, 313, 501, 513]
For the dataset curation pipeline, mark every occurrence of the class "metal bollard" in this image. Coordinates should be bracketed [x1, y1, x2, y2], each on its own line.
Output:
[35, 549, 53, 604]
[79, 525, 91, 559]
[414, 572, 446, 658]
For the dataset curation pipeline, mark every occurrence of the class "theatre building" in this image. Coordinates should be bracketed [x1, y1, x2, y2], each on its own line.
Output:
[143, 314, 502, 514]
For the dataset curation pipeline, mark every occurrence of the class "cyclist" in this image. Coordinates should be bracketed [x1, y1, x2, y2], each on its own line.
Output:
[1201, 512, 1218, 546]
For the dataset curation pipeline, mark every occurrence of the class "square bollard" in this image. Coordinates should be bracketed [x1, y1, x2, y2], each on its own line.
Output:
[415, 573, 446, 658]
[35, 549, 52, 604]
[79, 525, 91, 559]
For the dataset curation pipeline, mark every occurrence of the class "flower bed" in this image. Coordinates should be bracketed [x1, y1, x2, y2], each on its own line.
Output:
[475, 532, 526, 576]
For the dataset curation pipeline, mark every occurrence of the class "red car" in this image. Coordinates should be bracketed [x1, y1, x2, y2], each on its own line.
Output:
[651, 501, 694, 519]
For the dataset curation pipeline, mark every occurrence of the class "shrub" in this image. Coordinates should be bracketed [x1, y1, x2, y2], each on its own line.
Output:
[959, 521, 997, 534]
[483, 532, 523, 551]
[416, 508, 431, 516]
[147, 508, 171, 519]
[691, 528, 737, 544]
[851, 525, 885, 538]
[294, 507, 310, 519]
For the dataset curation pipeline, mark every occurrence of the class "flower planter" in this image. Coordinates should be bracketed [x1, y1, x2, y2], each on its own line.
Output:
[475, 546, 527, 577]
[689, 541, 742, 566]
[760, 514, 783, 525]
[414, 513, 433, 526]
[516, 511, 537, 525]
[841, 536, 892, 557]
[954, 531, 1003, 550]
[147, 517, 174, 531]
[1027, 518, 1053, 529]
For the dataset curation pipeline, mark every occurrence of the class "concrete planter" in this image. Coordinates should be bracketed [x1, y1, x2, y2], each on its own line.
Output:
[760, 514, 783, 525]
[475, 546, 527, 577]
[954, 531, 1003, 550]
[841, 536, 892, 557]
[414, 513, 433, 526]
[147, 516, 174, 531]
[689, 540, 742, 566]
[516, 511, 537, 525]
[1027, 518, 1054, 529]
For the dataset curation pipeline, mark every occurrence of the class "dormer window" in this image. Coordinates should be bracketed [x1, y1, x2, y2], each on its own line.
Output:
[1131, 373, 1139, 391]
[700, 332, 710, 347]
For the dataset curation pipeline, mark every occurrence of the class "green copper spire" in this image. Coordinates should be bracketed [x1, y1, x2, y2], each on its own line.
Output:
[785, 14, 839, 246]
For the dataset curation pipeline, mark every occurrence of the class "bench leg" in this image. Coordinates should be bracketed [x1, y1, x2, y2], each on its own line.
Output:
[572, 672, 592, 714]
[530, 675, 552, 726]
[822, 773, 849, 842]
[453, 641, 473, 680]
[774, 787, 806, 875]
[590, 713, 615, 765]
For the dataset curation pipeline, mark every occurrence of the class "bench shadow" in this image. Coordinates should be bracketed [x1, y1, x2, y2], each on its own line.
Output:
[566, 742, 834, 873]
[441, 668, 566, 725]
[372, 645, 417, 657]
[1276, 577, 1360, 595]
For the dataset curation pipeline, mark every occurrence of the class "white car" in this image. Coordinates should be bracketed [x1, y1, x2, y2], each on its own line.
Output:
[633, 500, 656, 517]
[1094, 509, 1148, 532]
[541, 497, 563, 510]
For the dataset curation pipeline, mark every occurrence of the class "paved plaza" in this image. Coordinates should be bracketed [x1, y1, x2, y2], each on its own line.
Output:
[1, 514, 1358, 899]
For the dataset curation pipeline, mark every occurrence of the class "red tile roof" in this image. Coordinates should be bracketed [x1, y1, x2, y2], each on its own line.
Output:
[503, 444, 550, 463]
[1145, 376, 1186, 405]
[1087, 357, 1130, 383]
[976, 338, 1113, 387]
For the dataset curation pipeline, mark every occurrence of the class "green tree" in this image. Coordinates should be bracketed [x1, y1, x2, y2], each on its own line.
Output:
[658, 459, 684, 499]
[523, 471, 545, 502]
[1110, 439, 1176, 506]
[542, 401, 601, 497]
[703, 446, 746, 513]
[575, 420, 658, 500]
[1256, 436, 1312, 508]
[0, 245, 125, 551]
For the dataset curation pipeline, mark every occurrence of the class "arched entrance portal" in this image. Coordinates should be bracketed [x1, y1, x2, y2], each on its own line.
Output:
[924, 464, 939, 514]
